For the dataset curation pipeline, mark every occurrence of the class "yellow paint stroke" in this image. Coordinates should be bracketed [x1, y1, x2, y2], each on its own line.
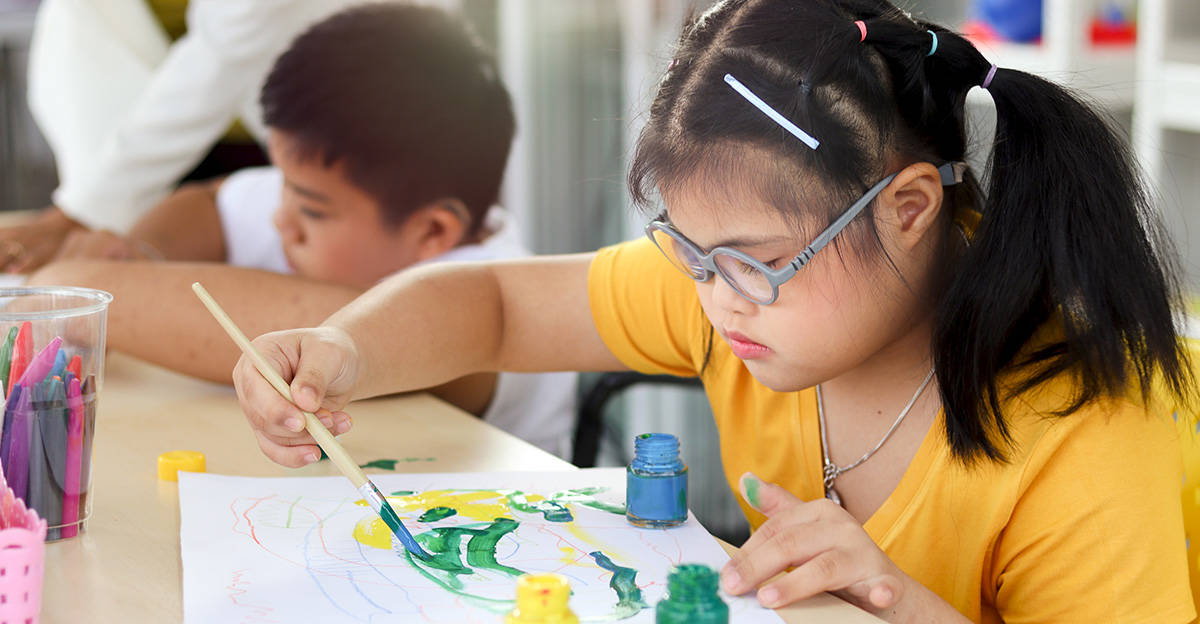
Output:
[353, 514, 394, 549]
[558, 546, 581, 566]
[354, 489, 536, 550]
[567, 521, 633, 565]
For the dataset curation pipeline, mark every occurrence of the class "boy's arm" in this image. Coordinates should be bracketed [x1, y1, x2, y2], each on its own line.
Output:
[26, 260, 498, 415]
[126, 178, 228, 262]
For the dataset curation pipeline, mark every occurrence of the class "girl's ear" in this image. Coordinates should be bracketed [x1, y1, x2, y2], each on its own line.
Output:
[876, 162, 945, 250]
[404, 199, 471, 262]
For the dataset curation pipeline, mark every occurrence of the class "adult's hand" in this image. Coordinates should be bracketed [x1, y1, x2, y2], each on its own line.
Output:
[0, 206, 85, 273]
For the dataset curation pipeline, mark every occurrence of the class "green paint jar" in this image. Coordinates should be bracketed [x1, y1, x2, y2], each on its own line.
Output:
[656, 564, 728, 624]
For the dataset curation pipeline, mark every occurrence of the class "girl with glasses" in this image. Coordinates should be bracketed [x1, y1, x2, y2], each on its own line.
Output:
[231, 0, 1195, 620]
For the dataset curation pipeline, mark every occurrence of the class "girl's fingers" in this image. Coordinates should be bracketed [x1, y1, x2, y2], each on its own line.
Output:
[722, 513, 847, 594]
[253, 429, 320, 468]
[732, 496, 844, 566]
[235, 355, 302, 430]
[290, 329, 357, 413]
[755, 550, 903, 610]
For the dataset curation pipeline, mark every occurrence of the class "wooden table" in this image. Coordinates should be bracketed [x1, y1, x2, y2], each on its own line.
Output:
[41, 353, 880, 623]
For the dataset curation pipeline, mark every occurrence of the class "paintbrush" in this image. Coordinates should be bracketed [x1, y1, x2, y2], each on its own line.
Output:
[191, 282, 430, 559]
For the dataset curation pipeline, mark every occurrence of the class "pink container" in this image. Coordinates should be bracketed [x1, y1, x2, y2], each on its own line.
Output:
[0, 468, 45, 623]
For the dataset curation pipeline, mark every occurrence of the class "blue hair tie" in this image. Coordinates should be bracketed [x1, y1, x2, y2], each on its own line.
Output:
[927, 30, 938, 56]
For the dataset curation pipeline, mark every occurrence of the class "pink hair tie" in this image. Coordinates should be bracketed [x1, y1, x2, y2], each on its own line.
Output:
[981, 64, 998, 89]
[854, 20, 867, 42]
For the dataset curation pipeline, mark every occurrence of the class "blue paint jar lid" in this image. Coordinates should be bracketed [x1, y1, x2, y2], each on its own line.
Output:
[632, 433, 684, 473]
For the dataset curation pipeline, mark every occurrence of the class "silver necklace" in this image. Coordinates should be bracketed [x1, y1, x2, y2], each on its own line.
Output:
[817, 366, 936, 505]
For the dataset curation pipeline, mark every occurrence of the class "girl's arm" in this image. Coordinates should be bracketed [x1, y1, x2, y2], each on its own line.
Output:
[233, 254, 628, 466]
[25, 260, 500, 417]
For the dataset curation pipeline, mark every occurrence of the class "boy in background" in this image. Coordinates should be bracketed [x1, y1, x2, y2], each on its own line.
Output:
[31, 4, 576, 457]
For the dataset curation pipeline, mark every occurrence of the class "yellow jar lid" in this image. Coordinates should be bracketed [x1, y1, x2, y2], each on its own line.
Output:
[157, 450, 206, 481]
[506, 573, 577, 624]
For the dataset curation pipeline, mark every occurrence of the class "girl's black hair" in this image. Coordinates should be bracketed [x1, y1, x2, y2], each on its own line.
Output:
[629, 0, 1194, 462]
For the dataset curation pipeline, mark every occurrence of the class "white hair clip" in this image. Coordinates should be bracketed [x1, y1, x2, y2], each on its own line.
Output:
[723, 73, 820, 150]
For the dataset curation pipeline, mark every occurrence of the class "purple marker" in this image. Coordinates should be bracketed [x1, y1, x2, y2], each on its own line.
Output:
[17, 336, 61, 389]
[0, 385, 19, 479]
[5, 388, 32, 502]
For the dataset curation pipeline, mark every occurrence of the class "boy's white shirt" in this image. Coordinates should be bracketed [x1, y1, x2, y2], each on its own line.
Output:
[217, 166, 577, 458]
[27, 0, 365, 232]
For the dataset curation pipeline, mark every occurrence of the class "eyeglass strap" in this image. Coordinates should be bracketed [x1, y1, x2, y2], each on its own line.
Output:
[792, 161, 966, 270]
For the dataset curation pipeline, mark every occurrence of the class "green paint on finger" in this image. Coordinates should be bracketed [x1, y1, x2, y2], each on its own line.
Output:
[743, 474, 762, 509]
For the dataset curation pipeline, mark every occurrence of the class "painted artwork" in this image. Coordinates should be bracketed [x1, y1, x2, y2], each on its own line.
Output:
[179, 469, 783, 623]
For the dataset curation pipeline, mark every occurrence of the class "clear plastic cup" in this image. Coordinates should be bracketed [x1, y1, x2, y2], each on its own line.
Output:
[0, 287, 112, 541]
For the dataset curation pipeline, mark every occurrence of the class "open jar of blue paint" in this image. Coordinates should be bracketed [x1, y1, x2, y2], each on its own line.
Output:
[626, 433, 688, 528]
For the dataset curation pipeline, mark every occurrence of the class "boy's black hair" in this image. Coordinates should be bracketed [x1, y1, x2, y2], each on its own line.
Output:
[630, 0, 1194, 463]
[261, 3, 514, 237]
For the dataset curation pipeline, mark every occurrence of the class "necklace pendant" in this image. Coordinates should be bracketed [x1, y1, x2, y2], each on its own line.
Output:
[822, 460, 836, 485]
[822, 460, 842, 505]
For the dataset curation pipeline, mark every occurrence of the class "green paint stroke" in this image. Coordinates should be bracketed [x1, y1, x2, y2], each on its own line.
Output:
[498, 487, 626, 522]
[419, 506, 458, 522]
[505, 492, 573, 522]
[390, 490, 415, 497]
[359, 458, 436, 471]
[552, 487, 626, 515]
[408, 517, 525, 589]
[589, 551, 648, 619]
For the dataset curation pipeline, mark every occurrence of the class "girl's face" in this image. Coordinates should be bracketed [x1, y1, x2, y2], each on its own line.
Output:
[664, 175, 936, 392]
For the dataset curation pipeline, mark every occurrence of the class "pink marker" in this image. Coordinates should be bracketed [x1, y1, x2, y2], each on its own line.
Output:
[61, 376, 83, 538]
[16, 336, 61, 389]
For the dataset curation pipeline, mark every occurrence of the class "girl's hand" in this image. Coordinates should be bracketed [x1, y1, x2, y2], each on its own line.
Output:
[232, 326, 362, 468]
[721, 473, 919, 620]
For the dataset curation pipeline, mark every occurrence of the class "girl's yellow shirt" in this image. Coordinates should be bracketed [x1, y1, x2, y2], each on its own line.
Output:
[588, 237, 1194, 623]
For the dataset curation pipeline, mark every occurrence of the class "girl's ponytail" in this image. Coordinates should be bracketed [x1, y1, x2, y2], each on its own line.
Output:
[929, 49, 1192, 461]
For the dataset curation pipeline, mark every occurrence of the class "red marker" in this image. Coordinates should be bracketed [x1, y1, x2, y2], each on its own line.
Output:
[7, 321, 32, 395]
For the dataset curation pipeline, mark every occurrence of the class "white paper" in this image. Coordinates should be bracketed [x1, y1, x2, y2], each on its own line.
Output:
[179, 469, 783, 623]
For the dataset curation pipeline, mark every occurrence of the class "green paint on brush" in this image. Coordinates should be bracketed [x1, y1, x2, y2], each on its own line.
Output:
[589, 551, 648, 619]
[418, 506, 458, 522]
[377, 497, 431, 559]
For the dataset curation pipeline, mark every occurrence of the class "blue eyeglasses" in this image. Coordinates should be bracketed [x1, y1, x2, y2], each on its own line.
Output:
[645, 161, 964, 305]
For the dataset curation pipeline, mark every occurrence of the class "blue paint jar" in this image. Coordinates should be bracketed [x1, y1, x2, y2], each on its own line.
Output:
[626, 433, 688, 528]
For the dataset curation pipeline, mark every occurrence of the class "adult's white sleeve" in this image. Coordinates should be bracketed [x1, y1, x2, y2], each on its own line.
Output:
[37, 0, 346, 233]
